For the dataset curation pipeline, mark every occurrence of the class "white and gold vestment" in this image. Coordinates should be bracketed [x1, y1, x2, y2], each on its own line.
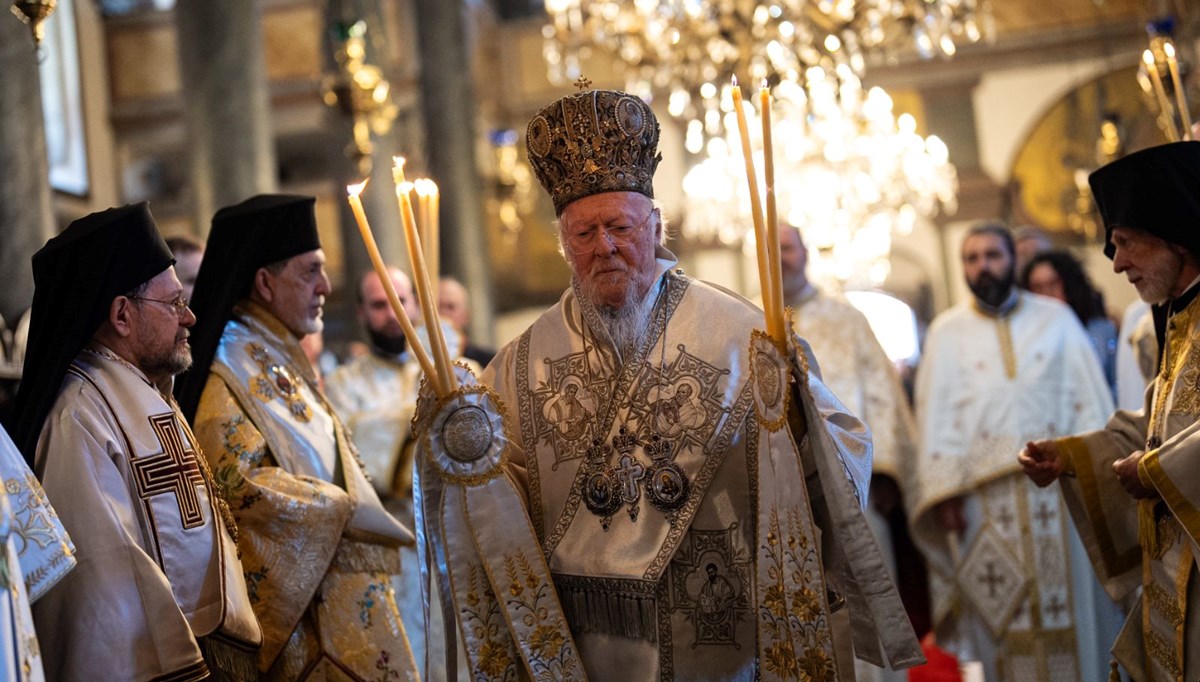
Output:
[326, 352, 424, 499]
[33, 344, 261, 681]
[423, 256, 921, 681]
[912, 292, 1120, 681]
[1056, 288, 1200, 680]
[193, 302, 419, 681]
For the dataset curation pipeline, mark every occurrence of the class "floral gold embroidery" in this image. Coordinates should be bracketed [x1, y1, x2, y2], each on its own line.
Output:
[245, 343, 312, 422]
[461, 565, 519, 681]
[759, 507, 837, 681]
[503, 550, 581, 680]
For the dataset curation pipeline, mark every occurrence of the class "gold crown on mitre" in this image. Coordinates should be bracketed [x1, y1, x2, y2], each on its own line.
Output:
[526, 82, 662, 215]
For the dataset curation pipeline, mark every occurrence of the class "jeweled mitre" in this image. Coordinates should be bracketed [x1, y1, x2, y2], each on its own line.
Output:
[526, 89, 662, 215]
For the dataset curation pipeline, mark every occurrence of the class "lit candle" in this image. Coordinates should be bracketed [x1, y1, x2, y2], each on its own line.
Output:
[760, 82, 785, 344]
[393, 158, 457, 391]
[347, 179, 443, 394]
[1164, 42, 1194, 140]
[731, 76, 776, 339]
[1145, 49, 1180, 142]
[415, 179, 439, 299]
[430, 182, 440, 295]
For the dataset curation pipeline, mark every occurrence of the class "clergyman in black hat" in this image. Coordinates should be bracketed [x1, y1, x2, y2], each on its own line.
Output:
[11, 202, 261, 680]
[1021, 140, 1200, 680]
[176, 194, 418, 679]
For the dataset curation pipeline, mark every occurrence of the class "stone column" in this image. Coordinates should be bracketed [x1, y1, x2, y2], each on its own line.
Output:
[0, 18, 55, 322]
[413, 0, 495, 344]
[175, 0, 277, 233]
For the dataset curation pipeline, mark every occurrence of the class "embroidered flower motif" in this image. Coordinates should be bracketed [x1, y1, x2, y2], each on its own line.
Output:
[244, 567, 269, 602]
[764, 584, 789, 619]
[528, 625, 565, 658]
[791, 586, 823, 622]
[800, 646, 836, 681]
[358, 582, 384, 627]
[764, 640, 800, 678]
[478, 639, 513, 678]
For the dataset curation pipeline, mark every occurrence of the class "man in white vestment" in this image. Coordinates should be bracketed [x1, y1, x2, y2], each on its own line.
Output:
[1020, 141, 1200, 680]
[176, 195, 419, 681]
[778, 224, 923, 681]
[417, 86, 923, 681]
[911, 222, 1122, 681]
[9, 203, 262, 681]
[327, 267, 425, 503]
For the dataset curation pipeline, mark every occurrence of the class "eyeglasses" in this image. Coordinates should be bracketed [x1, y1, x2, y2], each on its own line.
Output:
[128, 295, 190, 317]
[563, 209, 657, 254]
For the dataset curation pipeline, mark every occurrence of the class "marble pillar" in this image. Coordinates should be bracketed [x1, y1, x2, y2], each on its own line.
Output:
[175, 0, 277, 233]
[0, 17, 55, 323]
[413, 0, 495, 345]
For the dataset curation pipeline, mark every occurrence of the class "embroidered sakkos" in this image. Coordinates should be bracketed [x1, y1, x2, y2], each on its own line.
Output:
[457, 255, 921, 681]
[193, 302, 418, 681]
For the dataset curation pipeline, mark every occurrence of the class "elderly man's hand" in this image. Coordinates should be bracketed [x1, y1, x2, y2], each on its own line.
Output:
[1019, 440, 1065, 487]
[1113, 450, 1159, 500]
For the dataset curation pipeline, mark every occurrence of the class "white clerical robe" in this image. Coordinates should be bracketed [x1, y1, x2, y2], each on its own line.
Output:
[787, 286, 919, 682]
[442, 255, 920, 681]
[0, 424, 75, 682]
[33, 344, 261, 681]
[912, 292, 1122, 682]
[786, 287, 917, 485]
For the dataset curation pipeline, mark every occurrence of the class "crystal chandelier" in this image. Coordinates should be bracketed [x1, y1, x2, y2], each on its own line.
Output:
[542, 0, 973, 287]
[681, 69, 957, 287]
[543, 0, 994, 137]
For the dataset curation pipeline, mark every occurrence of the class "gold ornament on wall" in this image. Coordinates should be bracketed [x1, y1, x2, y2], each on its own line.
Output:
[10, 0, 55, 45]
[321, 21, 398, 175]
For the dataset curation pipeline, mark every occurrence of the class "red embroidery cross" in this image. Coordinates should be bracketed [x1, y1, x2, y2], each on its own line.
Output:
[133, 413, 205, 528]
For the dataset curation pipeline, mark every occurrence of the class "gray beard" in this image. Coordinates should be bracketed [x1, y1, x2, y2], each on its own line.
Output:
[582, 280, 654, 361]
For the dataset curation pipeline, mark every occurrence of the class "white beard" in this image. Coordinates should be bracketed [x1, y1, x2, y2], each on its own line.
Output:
[585, 280, 655, 361]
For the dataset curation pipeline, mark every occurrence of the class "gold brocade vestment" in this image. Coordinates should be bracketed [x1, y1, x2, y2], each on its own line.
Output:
[192, 302, 419, 681]
[1057, 289, 1200, 681]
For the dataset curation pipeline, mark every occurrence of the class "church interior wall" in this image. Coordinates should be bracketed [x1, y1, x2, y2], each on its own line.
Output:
[5, 1, 1193, 357]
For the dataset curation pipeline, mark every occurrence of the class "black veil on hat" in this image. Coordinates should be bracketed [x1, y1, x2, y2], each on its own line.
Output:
[1089, 141, 1200, 259]
[175, 194, 320, 421]
[8, 203, 174, 464]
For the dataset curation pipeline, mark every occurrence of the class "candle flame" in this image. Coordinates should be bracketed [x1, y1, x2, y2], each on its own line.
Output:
[347, 179, 369, 196]
[761, 78, 769, 90]
[1164, 42, 1176, 59]
[413, 178, 440, 196]
[731, 74, 738, 87]
[392, 156, 406, 169]
[1143, 49, 1155, 65]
